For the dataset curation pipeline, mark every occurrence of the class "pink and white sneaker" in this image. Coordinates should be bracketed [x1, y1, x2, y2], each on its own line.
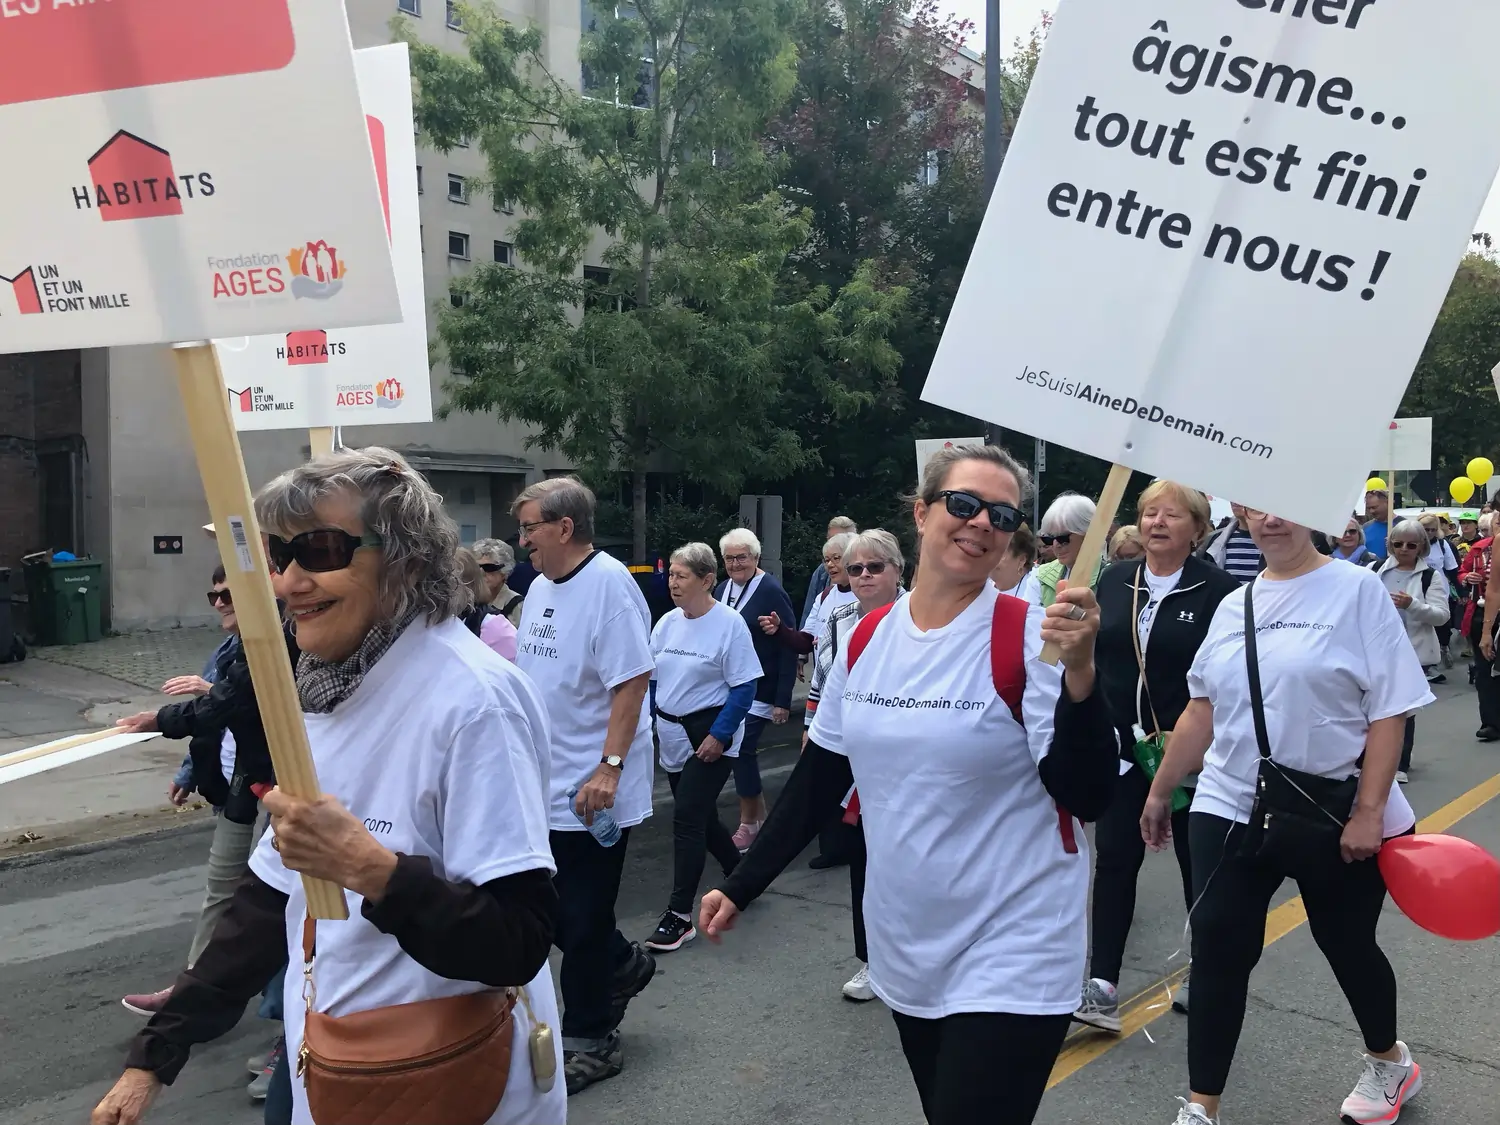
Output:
[731, 820, 762, 853]
[1339, 1041, 1422, 1124]
[121, 986, 174, 1016]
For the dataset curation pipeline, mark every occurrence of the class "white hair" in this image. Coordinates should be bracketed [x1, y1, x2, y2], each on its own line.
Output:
[823, 531, 857, 560]
[827, 515, 858, 533]
[719, 527, 762, 559]
[1041, 492, 1096, 537]
[1389, 519, 1428, 546]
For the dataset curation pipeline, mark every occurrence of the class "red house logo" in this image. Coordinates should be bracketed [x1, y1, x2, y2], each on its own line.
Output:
[284, 330, 330, 366]
[228, 387, 254, 413]
[78, 131, 215, 221]
[0, 267, 43, 315]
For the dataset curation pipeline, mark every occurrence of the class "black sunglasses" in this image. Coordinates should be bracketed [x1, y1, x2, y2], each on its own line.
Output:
[939, 490, 1024, 533]
[478, 562, 506, 573]
[206, 588, 232, 607]
[267, 528, 383, 574]
[845, 561, 889, 578]
[1040, 533, 1073, 547]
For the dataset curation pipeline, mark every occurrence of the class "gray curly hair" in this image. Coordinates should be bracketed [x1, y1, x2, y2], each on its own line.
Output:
[254, 446, 467, 625]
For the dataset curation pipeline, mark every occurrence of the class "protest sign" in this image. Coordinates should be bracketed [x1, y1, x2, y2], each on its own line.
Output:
[0, 729, 158, 789]
[0, 0, 399, 353]
[915, 437, 985, 485]
[1377, 417, 1432, 471]
[921, 0, 1500, 532]
[218, 45, 432, 433]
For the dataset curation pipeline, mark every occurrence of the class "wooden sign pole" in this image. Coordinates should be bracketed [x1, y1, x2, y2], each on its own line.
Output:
[1039, 462, 1133, 666]
[309, 427, 335, 457]
[0, 726, 126, 771]
[173, 342, 348, 920]
[1388, 468, 1396, 549]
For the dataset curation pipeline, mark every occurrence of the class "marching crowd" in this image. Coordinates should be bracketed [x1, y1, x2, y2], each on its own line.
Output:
[86, 445, 1479, 1125]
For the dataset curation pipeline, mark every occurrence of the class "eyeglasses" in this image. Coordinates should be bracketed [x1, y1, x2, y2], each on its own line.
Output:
[478, 562, 506, 574]
[267, 528, 383, 574]
[723, 553, 754, 565]
[845, 561, 889, 577]
[1039, 533, 1072, 547]
[206, 588, 232, 607]
[1242, 508, 1268, 520]
[1390, 540, 1423, 549]
[517, 518, 559, 540]
[939, 490, 1025, 533]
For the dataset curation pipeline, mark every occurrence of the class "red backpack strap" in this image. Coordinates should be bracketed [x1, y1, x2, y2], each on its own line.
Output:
[991, 593, 1078, 855]
[846, 602, 895, 670]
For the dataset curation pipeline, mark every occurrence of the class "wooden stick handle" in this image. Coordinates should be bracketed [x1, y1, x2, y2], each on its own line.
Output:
[0, 726, 128, 771]
[309, 427, 335, 457]
[1039, 462, 1133, 666]
[173, 344, 348, 921]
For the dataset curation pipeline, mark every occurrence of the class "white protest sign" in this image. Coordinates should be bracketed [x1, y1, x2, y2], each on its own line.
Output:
[1374, 417, 1432, 471]
[1491, 359, 1500, 404]
[0, 730, 160, 788]
[916, 437, 985, 484]
[218, 45, 432, 431]
[921, 0, 1500, 532]
[0, 0, 399, 354]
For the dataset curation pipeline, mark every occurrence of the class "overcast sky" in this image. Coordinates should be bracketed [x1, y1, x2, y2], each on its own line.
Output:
[941, 0, 1500, 238]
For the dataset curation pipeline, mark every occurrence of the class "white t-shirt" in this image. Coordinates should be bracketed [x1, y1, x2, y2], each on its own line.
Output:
[516, 551, 655, 831]
[219, 730, 237, 785]
[811, 586, 858, 646]
[808, 586, 1090, 1019]
[1016, 569, 1042, 606]
[650, 602, 764, 772]
[1187, 563, 1432, 836]
[1136, 565, 1183, 650]
[249, 619, 564, 1125]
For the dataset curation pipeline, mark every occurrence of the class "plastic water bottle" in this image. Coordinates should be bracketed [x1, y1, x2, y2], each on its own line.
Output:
[567, 785, 622, 846]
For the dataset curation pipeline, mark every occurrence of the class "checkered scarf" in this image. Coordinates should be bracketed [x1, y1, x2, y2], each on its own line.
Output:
[296, 610, 418, 715]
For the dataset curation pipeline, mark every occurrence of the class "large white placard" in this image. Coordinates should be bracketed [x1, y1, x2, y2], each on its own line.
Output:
[218, 45, 432, 431]
[0, 0, 399, 353]
[1375, 417, 1432, 471]
[915, 437, 985, 485]
[922, 0, 1500, 531]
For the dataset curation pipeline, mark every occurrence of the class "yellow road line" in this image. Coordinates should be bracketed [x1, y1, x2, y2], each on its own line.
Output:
[1047, 770, 1500, 1089]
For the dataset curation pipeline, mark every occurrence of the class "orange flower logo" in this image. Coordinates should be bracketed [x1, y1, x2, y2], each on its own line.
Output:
[375, 378, 404, 408]
[287, 240, 348, 300]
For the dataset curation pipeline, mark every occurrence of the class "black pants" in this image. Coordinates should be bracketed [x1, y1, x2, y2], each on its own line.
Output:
[1089, 763, 1193, 984]
[1473, 637, 1500, 732]
[1400, 715, 1414, 773]
[849, 816, 868, 962]
[1187, 813, 1399, 1096]
[892, 1010, 1072, 1125]
[666, 756, 739, 914]
[551, 827, 636, 1040]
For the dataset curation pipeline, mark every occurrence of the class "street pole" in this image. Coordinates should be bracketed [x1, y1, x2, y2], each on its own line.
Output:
[982, 0, 1006, 451]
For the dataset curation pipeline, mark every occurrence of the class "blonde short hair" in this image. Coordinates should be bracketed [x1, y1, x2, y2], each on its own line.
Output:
[1137, 480, 1213, 546]
[1109, 525, 1144, 558]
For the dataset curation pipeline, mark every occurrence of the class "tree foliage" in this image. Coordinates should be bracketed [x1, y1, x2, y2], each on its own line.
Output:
[403, 1, 906, 556]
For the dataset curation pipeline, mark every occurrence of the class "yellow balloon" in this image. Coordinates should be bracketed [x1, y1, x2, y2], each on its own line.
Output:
[1451, 477, 1476, 503]
[1365, 477, 1387, 492]
[1467, 457, 1494, 487]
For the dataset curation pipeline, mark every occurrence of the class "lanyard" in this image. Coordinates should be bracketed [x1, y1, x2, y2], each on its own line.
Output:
[724, 572, 762, 610]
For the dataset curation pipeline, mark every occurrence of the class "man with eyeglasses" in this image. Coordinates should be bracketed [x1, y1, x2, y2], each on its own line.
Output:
[1201, 502, 1266, 584]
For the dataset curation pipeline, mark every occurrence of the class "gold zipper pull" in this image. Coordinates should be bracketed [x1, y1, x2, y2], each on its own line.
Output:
[296, 1041, 310, 1081]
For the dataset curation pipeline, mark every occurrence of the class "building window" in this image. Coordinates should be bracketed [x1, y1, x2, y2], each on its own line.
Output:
[493, 240, 512, 265]
[582, 265, 613, 312]
[460, 523, 478, 542]
[455, 135, 470, 148]
[581, 1, 653, 108]
[459, 486, 477, 506]
[398, 0, 420, 13]
[450, 291, 465, 307]
[446, 0, 463, 28]
[448, 231, 470, 259]
[416, 165, 423, 194]
[493, 196, 514, 215]
[917, 149, 950, 186]
[448, 174, 467, 203]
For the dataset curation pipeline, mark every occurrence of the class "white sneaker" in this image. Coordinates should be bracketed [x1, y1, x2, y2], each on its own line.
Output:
[842, 964, 875, 1002]
[1172, 1098, 1217, 1124]
[1074, 977, 1121, 1033]
[1395, 771, 1409, 784]
[1339, 1042, 1421, 1123]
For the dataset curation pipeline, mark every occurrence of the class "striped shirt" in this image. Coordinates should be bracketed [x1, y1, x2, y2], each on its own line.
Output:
[1222, 527, 1264, 585]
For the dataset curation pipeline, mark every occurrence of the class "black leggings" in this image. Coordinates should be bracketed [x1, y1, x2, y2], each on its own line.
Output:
[666, 756, 739, 914]
[1089, 763, 1193, 984]
[1187, 812, 1400, 1096]
[849, 816, 867, 962]
[892, 1010, 1071, 1125]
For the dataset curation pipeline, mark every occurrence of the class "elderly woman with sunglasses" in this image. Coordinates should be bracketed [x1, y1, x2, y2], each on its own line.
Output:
[1377, 521, 1450, 782]
[1025, 492, 1103, 608]
[94, 448, 564, 1125]
[472, 538, 526, 628]
[701, 445, 1118, 1125]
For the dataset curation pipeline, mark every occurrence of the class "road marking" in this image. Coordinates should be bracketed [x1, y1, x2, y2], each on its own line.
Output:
[1047, 769, 1500, 1088]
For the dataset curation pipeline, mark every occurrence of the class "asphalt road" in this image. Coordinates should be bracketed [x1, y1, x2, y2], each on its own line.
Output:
[4, 683, 1500, 1125]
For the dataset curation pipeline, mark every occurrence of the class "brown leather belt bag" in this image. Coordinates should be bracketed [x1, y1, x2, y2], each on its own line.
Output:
[296, 917, 515, 1125]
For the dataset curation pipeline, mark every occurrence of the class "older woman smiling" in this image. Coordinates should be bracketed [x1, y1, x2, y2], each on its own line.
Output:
[94, 448, 564, 1125]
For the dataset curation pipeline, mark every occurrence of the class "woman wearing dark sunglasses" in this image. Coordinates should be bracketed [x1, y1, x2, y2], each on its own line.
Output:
[97, 447, 565, 1125]
[699, 444, 1118, 1125]
[1026, 492, 1102, 607]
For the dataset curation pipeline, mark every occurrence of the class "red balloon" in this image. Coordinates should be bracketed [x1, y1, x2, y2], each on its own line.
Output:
[1379, 834, 1500, 941]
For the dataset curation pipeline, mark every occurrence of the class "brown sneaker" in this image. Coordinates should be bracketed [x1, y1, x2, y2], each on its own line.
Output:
[121, 987, 173, 1016]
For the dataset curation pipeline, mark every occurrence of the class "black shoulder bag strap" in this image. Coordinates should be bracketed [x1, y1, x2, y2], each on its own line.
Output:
[1243, 581, 1272, 763]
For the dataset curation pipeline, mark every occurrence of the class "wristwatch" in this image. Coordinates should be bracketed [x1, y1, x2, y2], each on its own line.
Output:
[600, 755, 625, 769]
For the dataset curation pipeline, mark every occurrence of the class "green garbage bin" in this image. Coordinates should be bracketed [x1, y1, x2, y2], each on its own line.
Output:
[22, 555, 103, 646]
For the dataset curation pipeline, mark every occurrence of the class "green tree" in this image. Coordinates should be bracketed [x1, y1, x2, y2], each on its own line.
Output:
[403, 1, 905, 557]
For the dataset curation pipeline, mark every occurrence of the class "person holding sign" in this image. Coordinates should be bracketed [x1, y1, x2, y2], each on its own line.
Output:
[699, 445, 1119, 1125]
[1077, 482, 1237, 1032]
[1142, 510, 1429, 1125]
[94, 449, 565, 1125]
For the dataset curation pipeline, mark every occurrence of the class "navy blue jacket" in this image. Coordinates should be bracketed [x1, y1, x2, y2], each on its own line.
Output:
[714, 572, 797, 711]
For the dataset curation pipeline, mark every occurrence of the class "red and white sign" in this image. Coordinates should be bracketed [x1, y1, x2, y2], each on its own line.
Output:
[219, 45, 432, 431]
[0, 0, 398, 353]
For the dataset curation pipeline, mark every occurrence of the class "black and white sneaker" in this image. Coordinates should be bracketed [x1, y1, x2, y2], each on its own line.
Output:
[609, 941, 658, 1026]
[644, 910, 696, 952]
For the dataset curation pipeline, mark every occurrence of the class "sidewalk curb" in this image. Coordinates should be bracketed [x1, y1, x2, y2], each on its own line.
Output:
[0, 808, 215, 870]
